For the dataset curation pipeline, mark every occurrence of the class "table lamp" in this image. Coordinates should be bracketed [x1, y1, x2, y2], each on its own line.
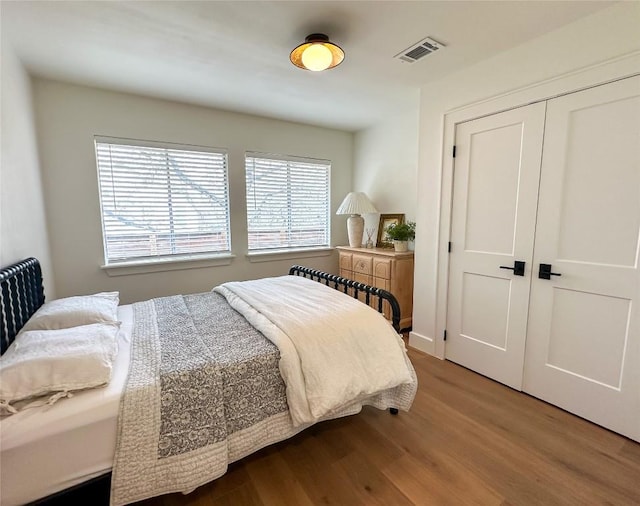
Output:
[336, 192, 378, 248]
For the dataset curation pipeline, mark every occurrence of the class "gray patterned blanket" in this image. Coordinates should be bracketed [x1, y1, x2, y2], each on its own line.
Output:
[110, 291, 416, 505]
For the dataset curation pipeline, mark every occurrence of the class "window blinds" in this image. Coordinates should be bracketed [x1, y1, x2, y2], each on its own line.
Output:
[95, 138, 230, 264]
[245, 153, 330, 251]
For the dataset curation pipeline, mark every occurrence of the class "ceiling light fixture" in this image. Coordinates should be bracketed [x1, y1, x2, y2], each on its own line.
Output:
[290, 33, 344, 72]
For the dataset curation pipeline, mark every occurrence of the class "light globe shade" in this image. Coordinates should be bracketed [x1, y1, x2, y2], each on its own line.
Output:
[290, 34, 344, 71]
[301, 44, 333, 72]
[336, 192, 378, 248]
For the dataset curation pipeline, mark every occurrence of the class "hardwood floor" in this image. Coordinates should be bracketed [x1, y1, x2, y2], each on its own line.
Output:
[137, 348, 640, 505]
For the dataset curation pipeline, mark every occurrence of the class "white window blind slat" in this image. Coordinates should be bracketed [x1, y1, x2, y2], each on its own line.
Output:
[95, 139, 231, 264]
[245, 153, 330, 251]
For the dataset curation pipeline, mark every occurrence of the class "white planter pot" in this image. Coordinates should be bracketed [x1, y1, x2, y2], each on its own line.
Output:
[393, 240, 409, 252]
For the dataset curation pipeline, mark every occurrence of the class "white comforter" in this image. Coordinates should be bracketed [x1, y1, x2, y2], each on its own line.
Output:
[214, 275, 413, 426]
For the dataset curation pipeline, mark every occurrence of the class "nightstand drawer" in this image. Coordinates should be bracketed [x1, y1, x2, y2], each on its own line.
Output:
[373, 258, 391, 280]
[352, 254, 373, 275]
[339, 252, 352, 272]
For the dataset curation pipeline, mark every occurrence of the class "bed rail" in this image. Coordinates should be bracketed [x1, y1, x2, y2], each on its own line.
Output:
[0, 257, 45, 354]
[288, 265, 401, 332]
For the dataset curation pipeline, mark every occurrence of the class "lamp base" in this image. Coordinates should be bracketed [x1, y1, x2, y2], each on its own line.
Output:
[347, 215, 364, 248]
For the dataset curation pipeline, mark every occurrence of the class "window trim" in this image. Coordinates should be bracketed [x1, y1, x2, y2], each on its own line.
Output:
[101, 252, 236, 276]
[94, 136, 231, 267]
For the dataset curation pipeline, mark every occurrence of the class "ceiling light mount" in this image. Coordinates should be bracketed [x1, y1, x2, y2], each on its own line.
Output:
[290, 33, 344, 72]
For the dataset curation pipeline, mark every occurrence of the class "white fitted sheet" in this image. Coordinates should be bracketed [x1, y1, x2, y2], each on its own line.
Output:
[0, 305, 133, 506]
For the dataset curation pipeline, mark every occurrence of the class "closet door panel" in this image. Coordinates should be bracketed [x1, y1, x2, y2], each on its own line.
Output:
[555, 91, 640, 266]
[524, 76, 640, 441]
[446, 103, 546, 389]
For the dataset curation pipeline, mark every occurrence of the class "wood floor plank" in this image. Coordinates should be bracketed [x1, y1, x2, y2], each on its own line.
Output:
[412, 358, 640, 503]
[356, 403, 504, 505]
[619, 439, 640, 467]
[327, 414, 405, 470]
[333, 449, 414, 506]
[279, 430, 369, 505]
[422, 397, 615, 505]
[427, 394, 636, 498]
[244, 451, 315, 506]
[136, 349, 640, 506]
[382, 452, 504, 506]
[360, 404, 561, 505]
[204, 482, 264, 506]
[424, 356, 627, 454]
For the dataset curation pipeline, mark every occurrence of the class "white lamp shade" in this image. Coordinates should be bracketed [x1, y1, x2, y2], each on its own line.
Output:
[336, 192, 378, 215]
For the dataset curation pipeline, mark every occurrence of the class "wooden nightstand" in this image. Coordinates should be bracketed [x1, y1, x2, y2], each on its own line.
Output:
[336, 246, 414, 330]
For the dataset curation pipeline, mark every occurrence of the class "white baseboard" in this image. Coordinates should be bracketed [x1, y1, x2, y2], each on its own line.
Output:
[408, 331, 437, 357]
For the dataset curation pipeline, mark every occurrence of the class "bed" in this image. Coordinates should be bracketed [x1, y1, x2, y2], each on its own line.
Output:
[0, 258, 416, 506]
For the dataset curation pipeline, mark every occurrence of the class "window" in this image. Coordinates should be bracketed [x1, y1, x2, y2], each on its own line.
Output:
[95, 137, 230, 265]
[245, 153, 330, 251]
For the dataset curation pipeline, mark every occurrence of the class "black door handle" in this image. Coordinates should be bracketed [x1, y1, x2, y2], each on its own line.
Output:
[500, 260, 525, 276]
[539, 263, 562, 280]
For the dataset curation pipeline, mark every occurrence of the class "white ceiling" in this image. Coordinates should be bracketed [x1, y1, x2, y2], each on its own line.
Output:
[1, 1, 612, 131]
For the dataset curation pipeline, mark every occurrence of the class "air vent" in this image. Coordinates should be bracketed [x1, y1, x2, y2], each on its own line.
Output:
[395, 37, 445, 63]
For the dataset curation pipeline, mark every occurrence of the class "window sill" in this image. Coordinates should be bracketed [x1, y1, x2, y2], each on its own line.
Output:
[246, 247, 334, 263]
[101, 254, 236, 276]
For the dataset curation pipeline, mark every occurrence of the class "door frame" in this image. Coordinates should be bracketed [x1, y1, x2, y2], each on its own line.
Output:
[432, 54, 640, 360]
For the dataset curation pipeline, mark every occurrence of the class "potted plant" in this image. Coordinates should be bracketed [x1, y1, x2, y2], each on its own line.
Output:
[385, 221, 416, 252]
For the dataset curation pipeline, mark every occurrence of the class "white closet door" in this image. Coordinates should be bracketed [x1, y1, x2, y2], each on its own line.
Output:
[446, 103, 546, 389]
[524, 76, 640, 441]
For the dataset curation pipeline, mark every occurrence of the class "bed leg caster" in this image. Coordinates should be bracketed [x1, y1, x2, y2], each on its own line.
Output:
[389, 408, 399, 415]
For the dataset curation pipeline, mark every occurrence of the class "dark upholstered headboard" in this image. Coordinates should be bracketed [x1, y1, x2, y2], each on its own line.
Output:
[0, 257, 45, 354]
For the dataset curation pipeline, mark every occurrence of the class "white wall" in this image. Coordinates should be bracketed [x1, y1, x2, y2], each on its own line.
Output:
[32, 80, 353, 303]
[410, 2, 640, 355]
[0, 39, 55, 297]
[353, 105, 419, 244]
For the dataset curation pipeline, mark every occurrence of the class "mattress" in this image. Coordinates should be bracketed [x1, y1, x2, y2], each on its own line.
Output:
[0, 305, 133, 506]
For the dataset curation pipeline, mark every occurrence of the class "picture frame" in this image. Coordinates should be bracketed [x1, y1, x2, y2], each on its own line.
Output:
[376, 213, 405, 248]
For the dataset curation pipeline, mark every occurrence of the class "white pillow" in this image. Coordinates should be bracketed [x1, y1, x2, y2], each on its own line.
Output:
[0, 322, 119, 412]
[21, 292, 119, 331]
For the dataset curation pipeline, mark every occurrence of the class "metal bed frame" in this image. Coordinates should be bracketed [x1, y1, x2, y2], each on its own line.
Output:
[1, 258, 403, 505]
[288, 265, 401, 332]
